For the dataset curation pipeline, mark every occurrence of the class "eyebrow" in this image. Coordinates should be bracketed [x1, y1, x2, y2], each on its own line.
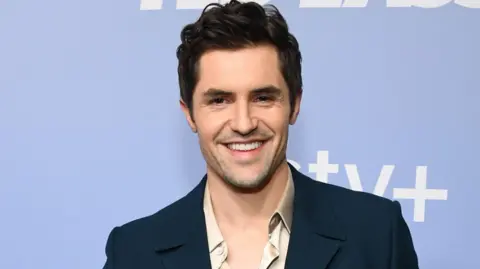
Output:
[202, 88, 231, 98]
[202, 85, 282, 98]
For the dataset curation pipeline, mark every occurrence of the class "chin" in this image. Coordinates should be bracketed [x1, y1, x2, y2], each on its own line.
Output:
[222, 167, 272, 191]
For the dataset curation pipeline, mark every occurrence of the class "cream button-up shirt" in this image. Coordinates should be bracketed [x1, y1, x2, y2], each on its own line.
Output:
[203, 169, 294, 269]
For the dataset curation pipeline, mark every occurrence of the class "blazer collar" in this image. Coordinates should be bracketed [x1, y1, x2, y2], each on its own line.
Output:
[154, 162, 346, 269]
[285, 163, 346, 269]
[153, 173, 209, 252]
[153, 174, 212, 269]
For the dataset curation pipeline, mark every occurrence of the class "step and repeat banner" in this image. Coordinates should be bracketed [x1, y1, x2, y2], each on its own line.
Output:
[1, 1, 478, 268]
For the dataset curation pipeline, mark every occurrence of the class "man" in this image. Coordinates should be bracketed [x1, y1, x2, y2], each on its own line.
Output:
[102, 1, 419, 268]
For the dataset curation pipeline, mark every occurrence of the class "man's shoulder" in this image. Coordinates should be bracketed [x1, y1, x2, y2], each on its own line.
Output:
[314, 179, 395, 210]
[117, 193, 193, 235]
[301, 175, 402, 226]
[301, 176, 418, 267]
[296, 175, 407, 254]
[116, 176, 207, 234]
[102, 191, 199, 264]
[105, 187, 202, 252]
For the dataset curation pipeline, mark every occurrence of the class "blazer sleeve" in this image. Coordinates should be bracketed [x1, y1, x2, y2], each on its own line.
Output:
[389, 201, 419, 269]
[103, 227, 120, 269]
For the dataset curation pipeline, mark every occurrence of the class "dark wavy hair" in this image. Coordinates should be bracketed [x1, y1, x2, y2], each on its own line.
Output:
[176, 0, 302, 117]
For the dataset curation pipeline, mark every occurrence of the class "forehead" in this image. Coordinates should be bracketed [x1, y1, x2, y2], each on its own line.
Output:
[194, 45, 287, 94]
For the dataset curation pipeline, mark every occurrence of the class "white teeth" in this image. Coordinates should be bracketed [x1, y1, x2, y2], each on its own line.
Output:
[227, 142, 263, 151]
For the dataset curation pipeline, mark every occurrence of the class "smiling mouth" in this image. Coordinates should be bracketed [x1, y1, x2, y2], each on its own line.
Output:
[226, 141, 264, 151]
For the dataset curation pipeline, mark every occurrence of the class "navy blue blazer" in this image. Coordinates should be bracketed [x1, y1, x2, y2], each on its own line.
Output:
[102, 164, 419, 269]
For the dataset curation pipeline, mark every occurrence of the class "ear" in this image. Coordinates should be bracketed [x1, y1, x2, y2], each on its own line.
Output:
[179, 99, 197, 133]
[289, 90, 302, 125]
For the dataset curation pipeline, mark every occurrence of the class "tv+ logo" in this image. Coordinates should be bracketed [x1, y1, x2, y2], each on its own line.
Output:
[288, 151, 448, 223]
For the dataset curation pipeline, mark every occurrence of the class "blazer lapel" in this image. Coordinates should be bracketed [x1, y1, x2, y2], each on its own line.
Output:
[285, 164, 347, 269]
[154, 176, 212, 269]
[157, 231, 212, 269]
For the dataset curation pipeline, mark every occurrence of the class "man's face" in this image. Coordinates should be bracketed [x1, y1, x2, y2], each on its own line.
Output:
[181, 45, 301, 190]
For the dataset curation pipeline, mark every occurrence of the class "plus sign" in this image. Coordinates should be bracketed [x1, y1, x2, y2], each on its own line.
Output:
[393, 166, 448, 222]
[308, 150, 339, 183]
[140, 0, 163, 10]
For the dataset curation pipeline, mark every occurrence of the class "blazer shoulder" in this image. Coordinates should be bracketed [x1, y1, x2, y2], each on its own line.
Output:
[292, 164, 396, 216]
[304, 178, 404, 229]
[102, 192, 200, 268]
[117, 194, 192, 234]
[292, 170, 418, 267]
[104, 194, 195, 258]
[104, 177, 207, 256]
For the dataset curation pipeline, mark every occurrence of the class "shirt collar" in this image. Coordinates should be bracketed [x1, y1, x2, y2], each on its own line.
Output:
[203, 184, 224, 253]
[274, 166, 294, 233]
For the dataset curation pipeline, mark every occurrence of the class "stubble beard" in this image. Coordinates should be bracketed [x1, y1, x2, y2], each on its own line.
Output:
[223, 164, 271, 191]
[217, 150, 285, 193]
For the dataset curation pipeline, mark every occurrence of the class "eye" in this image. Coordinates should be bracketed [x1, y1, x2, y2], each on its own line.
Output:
[210, 97, 226, 105]
[256, 95, 272, 102]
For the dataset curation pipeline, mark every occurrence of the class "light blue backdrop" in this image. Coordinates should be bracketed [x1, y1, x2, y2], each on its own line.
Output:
[1, 1, 478, 268]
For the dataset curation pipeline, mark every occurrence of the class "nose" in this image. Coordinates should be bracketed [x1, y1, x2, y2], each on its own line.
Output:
[230, 102, 257, 135]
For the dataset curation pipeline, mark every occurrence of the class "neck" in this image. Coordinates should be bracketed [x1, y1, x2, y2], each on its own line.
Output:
[206, 161, 290, 229]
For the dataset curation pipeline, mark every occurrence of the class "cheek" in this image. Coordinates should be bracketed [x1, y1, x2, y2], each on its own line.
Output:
[196, 116, 226, 142]
[258, 110, 290, 132]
